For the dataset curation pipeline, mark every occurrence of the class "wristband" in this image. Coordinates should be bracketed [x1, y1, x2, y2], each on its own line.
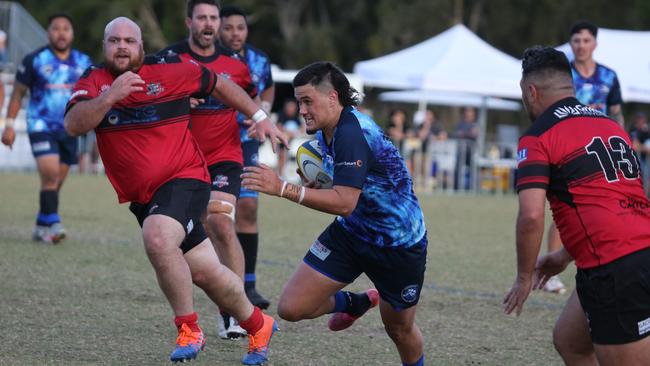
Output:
[5, 118, 14, 129]
[252, 109, 267, 124]
[298, 186, 306, 204]
[281, 182, 302, 203]
[279, 180, 288, 197]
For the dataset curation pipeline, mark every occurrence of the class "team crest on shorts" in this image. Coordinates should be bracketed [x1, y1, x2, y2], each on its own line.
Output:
[401, 285, 419, 303]
[212, 175, 229, 188]
[309, 239, 331, 261]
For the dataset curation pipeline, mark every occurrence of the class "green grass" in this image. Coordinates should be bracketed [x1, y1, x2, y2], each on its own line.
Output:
[0, 173, 571, 365]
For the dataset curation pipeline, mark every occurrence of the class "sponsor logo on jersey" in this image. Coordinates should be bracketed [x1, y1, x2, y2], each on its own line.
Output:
[70, 89, 88, 99]
[40, 64, 53, 76]
[108, 113, 119, 125]
[553, 104, 603, 119]
[186, 219, 194, 234]
[401, 285, 419, 303]
[146, 82, 165, 96]
[335, 160, 363, 168]
[517, 148, 528, 164]
[309, 239, 331, 261]
[619, 196, 650, 210]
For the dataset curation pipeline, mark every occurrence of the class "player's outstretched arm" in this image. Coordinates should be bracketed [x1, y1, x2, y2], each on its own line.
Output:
[241, 164, 361, 216]
[532, 247, 573, 291]
[65, 71, 144, 136]
[1, 82, 27, 148]
[212, 75, 287, 152]
[504, 188, 546, 316]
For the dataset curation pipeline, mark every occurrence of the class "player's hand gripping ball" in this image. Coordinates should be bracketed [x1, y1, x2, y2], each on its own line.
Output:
[296, 140, 333, 188]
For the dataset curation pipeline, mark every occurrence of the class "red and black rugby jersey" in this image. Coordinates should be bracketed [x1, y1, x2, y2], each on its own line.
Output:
[516, 97, 650, 269]
[65, 54, 217, 204]
[160, 41, 256, 166]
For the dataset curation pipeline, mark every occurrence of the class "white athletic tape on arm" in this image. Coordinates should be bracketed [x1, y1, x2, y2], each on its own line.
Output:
[252, 109, 267, 124]
[4, 118, 14, 129]
[279, 180, 288, 197]
[298, 186, 305, 204]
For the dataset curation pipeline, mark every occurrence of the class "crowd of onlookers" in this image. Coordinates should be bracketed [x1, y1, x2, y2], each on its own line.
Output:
[387, 106, 480, 191]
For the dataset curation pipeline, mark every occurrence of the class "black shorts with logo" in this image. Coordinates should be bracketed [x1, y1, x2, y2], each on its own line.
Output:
[240, 140, 260, 199]
[129, 178, 209, 254]
[207, 161, 242, 198]
[576, 246, 650, 345]
[304, 220, 428, 310]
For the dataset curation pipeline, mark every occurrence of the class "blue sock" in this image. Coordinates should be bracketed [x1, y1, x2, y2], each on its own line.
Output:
[403, 355, 424, 366]
[330, 291, 372, 316]
[331, 291, 347, 313]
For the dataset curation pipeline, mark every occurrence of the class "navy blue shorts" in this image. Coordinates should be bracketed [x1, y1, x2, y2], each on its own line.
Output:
[239, 140, 260, 199]
[29, 130, 78, 165]
[304, 220, 428, 310]
[208, 161, 242, 198]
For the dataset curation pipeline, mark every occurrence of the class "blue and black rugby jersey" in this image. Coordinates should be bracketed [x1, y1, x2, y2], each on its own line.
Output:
[315, 107, 426, 248]
[571, 62, 622, 115]
[232, 44, 274, 143]
[16, 46, 92, 133]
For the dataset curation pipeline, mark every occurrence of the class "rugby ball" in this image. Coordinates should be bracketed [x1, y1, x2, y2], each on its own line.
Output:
[296, 140, 333, 188]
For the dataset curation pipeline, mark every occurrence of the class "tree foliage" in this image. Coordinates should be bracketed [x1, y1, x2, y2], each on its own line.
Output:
[16, 0, 650, 70]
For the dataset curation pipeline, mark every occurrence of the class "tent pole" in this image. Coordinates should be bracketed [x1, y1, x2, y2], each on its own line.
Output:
[472, 96, 488, 192]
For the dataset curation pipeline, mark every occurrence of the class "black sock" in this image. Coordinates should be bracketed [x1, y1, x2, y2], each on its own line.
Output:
[342, 291, 371, 317]
[238, 232, 259, 288]
[37, 190, 59, 226]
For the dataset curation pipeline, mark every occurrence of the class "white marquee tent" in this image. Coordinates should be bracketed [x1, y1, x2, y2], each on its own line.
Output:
[379, 90, 520, 111]
[353, 24, 522, 99]
[556, 28, 650, 103]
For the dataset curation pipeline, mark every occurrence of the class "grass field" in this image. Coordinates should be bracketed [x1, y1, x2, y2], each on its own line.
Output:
[0, 172, 572, 365]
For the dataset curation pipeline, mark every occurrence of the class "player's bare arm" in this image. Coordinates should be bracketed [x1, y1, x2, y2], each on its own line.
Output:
[533, 247, 573, 290]
[64, 71, 144, 136]
[241, 164, 361, 217]
[503, 188, 546, 316]
[1, 82, 28, 147]
[213, 75, 287, 152]
[260, 84, 275, 112]
[609, 104, 624, 126]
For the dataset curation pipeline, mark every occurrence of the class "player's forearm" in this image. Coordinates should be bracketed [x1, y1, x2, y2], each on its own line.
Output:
[5, 85, 27, 119]
[64, 94, 114, 136]
[280, 182, 357, 216]
[213, 76, 260, 118]
[260, 85, 275, 112]
[0, 83, 4, 111]
[515, 211, 545, 279]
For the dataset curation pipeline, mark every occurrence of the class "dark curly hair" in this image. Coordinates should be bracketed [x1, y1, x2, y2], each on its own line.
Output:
[292, 61, 360, 107]
[521, 46, 571, 77]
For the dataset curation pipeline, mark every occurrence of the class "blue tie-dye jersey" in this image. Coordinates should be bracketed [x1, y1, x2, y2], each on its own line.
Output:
[571, 62, 622, 115]
[315, 107, 426, 248]
[16, 46, 92, 133]
[232, 44, 273, 142]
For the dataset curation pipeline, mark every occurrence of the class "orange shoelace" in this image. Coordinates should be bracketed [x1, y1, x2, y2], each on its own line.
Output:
[176, 323, 202, 347]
